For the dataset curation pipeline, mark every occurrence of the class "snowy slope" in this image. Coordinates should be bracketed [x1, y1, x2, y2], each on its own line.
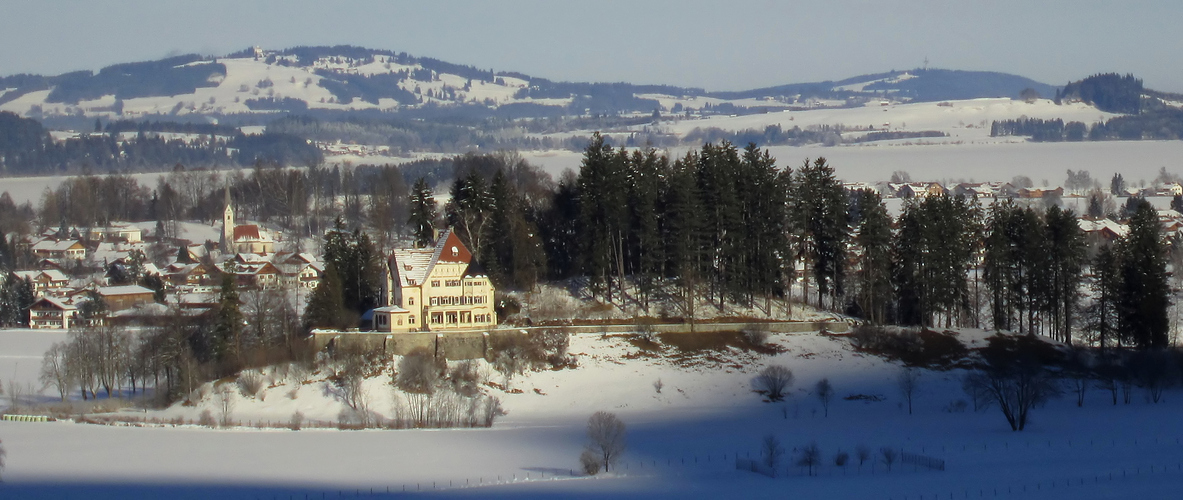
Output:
[3, 326, 1183, 498]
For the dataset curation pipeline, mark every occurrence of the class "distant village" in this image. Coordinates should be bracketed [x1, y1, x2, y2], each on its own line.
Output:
[15, 187, 496, 335]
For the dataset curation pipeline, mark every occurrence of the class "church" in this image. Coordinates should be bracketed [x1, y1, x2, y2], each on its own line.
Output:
[221, 187, 275, 255]
[374, 229, 497, 332]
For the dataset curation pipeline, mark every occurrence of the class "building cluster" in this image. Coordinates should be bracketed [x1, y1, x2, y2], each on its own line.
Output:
[11, 189, 326, 329]
[844, 181, 1183, 201]
[12, 188, 498, 334]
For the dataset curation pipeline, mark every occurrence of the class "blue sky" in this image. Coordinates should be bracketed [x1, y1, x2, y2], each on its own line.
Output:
[3, 0, 1180, 92]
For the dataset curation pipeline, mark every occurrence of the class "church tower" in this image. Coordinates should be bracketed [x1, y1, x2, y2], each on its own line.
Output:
[220, 185, 234, 253]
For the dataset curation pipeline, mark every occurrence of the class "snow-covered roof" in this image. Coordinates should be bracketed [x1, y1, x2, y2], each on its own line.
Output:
[32, 296, 76, 310]
[98, 285, 155, 296]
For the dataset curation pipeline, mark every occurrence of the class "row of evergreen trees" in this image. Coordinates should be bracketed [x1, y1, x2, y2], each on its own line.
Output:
[485, 136, 1169, 349]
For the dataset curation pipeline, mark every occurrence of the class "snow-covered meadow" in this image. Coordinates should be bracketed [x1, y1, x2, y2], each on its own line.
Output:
[3, 325, 1183, 498]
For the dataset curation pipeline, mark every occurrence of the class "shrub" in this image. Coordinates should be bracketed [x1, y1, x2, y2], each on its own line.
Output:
[580, 449, 602, 475]
[237, 371, 264, 398]
[834, 450, 849, 468]
[397, 347, 440, 394]
[198, 409, 215, 428]
[653, 379, 664, 394]
[880, 447, 898, 471]
[742, 324, 770, 346]
[752, 365, 794, 402]
[448, 360, 482, 397]
[289, 410, 304, 430]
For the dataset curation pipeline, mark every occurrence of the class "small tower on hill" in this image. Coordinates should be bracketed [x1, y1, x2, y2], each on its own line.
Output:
[221, 185, 234, 254]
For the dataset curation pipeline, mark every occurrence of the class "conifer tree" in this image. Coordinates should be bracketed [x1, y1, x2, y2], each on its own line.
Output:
[851, 189, 893, 324]
[1085, 244, 1122, 351]
[213, 272, 243, 363]
[408, 177, 437, 248]
[792, 157, 848, 310]
[1117, 199, 1170, 349]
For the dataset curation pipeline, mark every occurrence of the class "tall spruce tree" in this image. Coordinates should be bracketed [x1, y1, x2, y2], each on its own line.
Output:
[1117, 199, 1170, 349]
[1043, 206, 1086, 344]
[408, 177, 437, 248]
[578, 133, 628, 301]
[791, 157, 848, 309]
[1085, 243, 1122, 351]
[851, 189, 893, 324]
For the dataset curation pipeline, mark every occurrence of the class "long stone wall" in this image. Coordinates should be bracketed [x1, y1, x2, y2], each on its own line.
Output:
[310, 320, 851, 359]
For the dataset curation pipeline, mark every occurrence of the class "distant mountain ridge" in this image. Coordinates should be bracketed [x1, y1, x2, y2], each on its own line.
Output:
[0, 45, 1065, 124]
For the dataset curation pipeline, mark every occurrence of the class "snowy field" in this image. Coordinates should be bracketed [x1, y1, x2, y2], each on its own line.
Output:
[3, 327, 1183, 499]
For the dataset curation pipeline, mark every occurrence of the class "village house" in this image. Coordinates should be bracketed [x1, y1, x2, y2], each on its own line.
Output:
[375, 229, 496, 333]
[15, 269, 71, 297]
[31, 238, 86, 261]
[29, 297, 77, 329]
[96, 285, 156, 311]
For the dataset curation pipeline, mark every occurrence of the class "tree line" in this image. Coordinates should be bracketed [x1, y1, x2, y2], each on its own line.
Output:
[451, 135, 1169, 350]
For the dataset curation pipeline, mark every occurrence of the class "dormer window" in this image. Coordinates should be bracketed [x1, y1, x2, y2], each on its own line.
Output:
[451, 246, 459, 257]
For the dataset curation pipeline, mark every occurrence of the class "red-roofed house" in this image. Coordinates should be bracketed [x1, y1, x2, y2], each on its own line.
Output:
[377, 229, 496, 332]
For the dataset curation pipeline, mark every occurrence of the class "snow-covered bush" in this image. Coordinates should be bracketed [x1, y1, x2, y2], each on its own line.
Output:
[289, 410, 304, 431]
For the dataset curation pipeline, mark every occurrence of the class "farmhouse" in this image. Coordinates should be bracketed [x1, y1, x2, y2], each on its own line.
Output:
[29, 297, 77, 329]
[376, 229, 496, 332]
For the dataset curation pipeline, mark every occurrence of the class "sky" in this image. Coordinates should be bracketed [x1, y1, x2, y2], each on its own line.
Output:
[2, 0, 1180, 93]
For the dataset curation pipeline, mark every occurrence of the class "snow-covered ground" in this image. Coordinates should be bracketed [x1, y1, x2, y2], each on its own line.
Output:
[3, 326, 1183, 498]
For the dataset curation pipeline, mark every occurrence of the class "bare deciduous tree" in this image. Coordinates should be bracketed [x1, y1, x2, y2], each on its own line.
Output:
[856, 445, 871, 469]
[216, 384, 235, 427]
[815, 378, 834, 417]
[964, 355, 1062, 431]
[397, 347, 439, 395]
[797, 442, 822, 476]
[880, 447, 898, 471]
[586, 411, 626, 472]
[40, 342, 71, 401]
[753, 365, 794, 402]
[897, 368, 919, 415]
[762, 434, 785, 468]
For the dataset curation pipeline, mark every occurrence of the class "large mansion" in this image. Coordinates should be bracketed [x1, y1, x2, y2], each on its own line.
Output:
[375, 229, 496, 332]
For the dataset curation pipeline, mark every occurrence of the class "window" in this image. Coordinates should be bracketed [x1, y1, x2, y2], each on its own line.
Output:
[407, 297, 414, 306]
[431, 280, 440, 287]
[430, 297, 438, 306]
[409, 315, 416, 325]
[446, 279, 461, 287]
[431, 312, 444, 324]
[451, 246, 459, 257]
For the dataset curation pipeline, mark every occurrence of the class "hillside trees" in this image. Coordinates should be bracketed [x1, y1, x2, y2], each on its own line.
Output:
[850, 189, 893, 324]
[895, 195, 979, 327]
[791, 157, 848, 310]
[408, 177, 437, 248]
[1117, 199, 1170, 349]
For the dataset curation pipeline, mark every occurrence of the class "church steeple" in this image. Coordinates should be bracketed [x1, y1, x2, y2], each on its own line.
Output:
[220, 184, 235, 254]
